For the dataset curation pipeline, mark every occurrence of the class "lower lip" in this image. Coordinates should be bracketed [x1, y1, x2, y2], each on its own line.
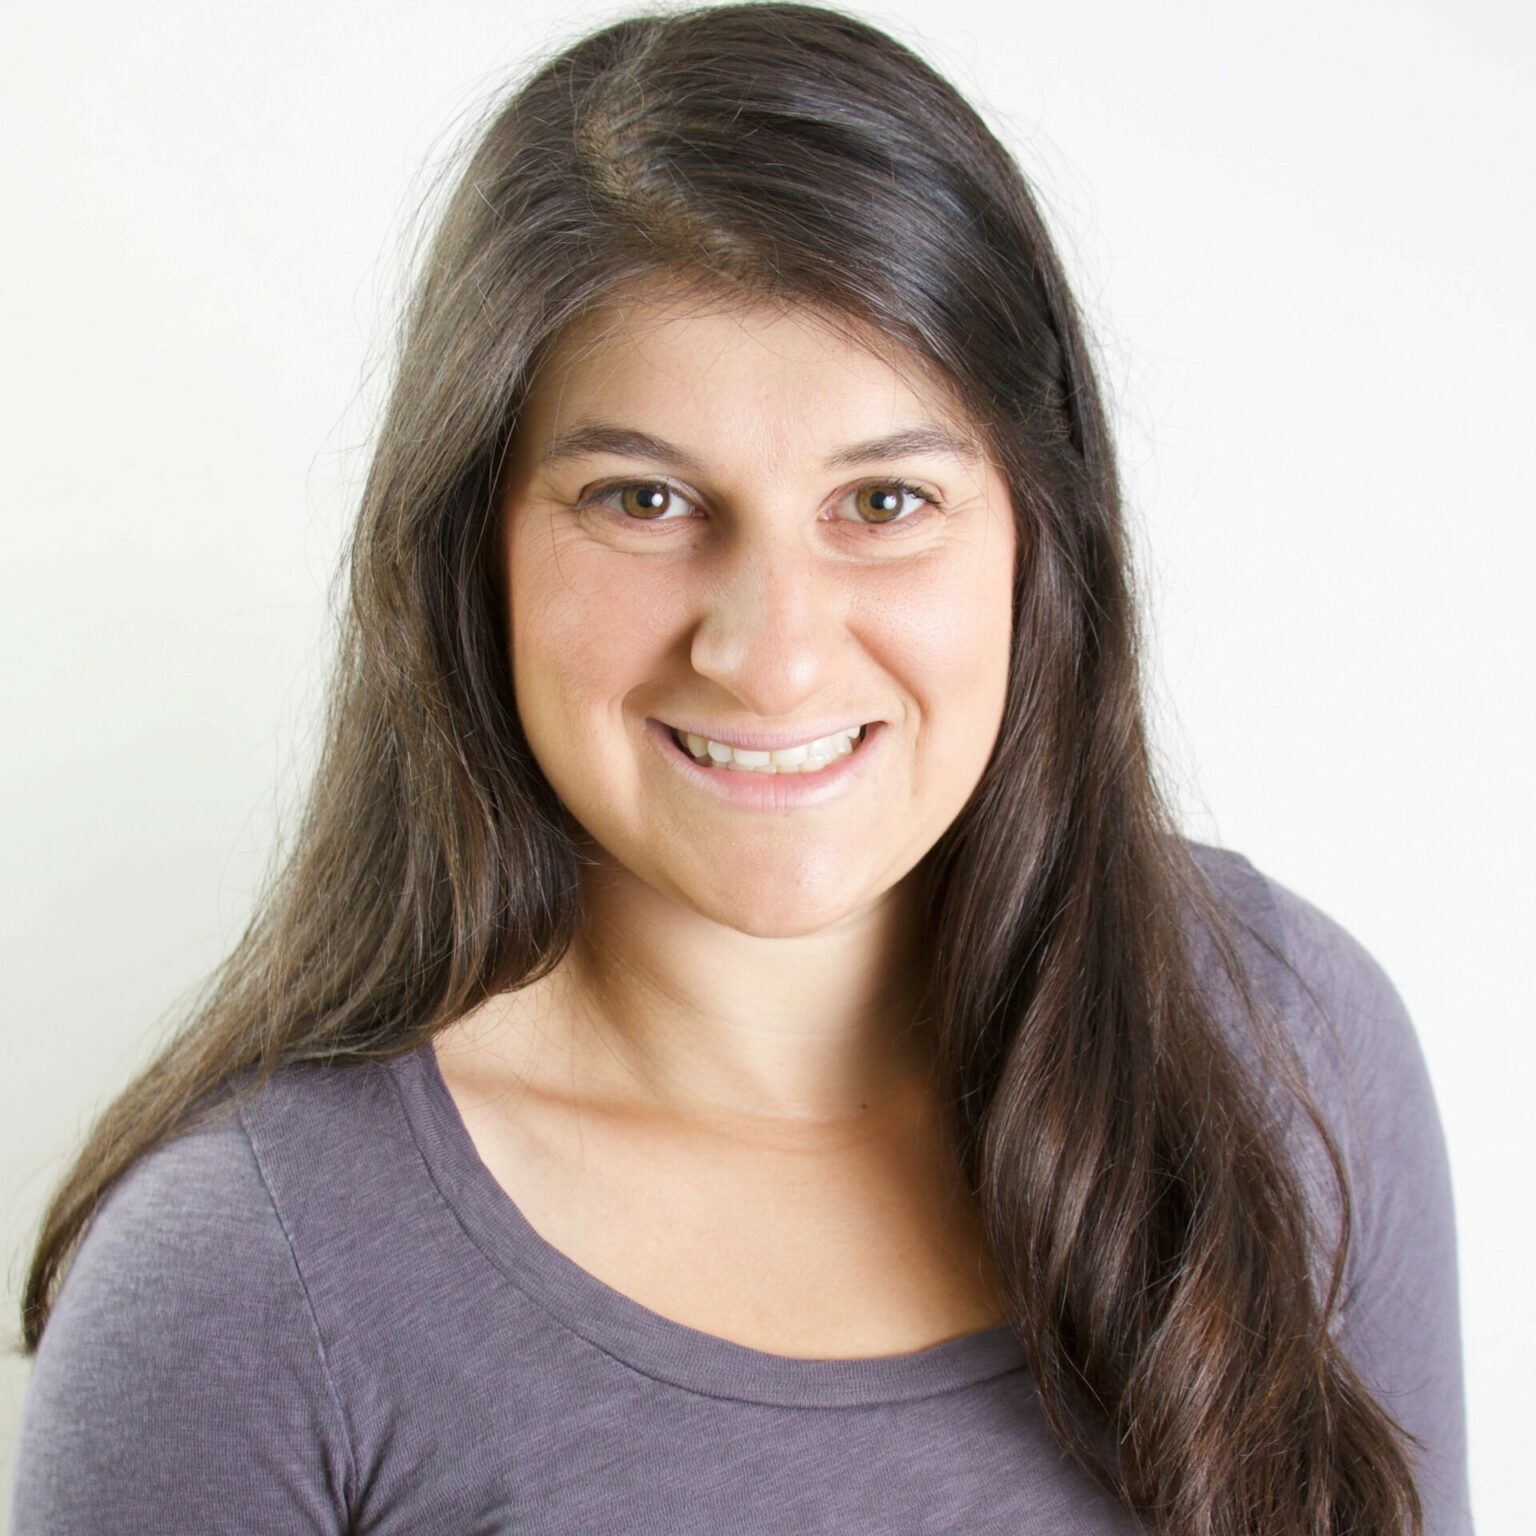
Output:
[645, 718, 885, 811]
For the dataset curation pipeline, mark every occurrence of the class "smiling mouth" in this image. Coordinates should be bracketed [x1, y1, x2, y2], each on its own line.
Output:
[668, 723, 869, 774]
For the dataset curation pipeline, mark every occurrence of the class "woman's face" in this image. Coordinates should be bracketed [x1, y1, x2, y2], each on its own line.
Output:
[500, 284, 1017, 938]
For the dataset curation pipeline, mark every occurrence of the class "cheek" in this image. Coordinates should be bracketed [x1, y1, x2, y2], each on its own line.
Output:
[898, 549, 1013, 815]
[877, 543, 1014, 707]
[506, 525, 668, 733]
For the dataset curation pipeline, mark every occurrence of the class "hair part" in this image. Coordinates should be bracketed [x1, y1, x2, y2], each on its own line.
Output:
[20, 7, 1423, 1532]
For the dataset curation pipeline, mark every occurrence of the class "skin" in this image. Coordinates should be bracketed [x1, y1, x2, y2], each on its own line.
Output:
[432, 281, 1018, 1352]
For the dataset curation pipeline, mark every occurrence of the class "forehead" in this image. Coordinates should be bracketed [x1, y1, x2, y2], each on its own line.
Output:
[524, 280, 981, 445]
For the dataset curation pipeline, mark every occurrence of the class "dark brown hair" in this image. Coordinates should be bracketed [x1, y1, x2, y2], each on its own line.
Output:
[18, 5, 1423, 1531]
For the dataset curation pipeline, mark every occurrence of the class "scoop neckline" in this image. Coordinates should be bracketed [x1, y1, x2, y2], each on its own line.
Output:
[389, 1038, 1029, 1408]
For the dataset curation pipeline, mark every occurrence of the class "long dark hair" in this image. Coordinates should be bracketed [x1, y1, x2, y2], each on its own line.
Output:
[19, 5, 1423, 1531]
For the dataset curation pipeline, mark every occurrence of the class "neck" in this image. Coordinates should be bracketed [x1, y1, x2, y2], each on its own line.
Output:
[547, 855, 937, 1129]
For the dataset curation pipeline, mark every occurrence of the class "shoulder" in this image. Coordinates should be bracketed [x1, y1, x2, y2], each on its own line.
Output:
[40, 1093, 300, 1343]
[54, 1094, 283, 1298]
[1178, 846, 1470, 1531]
[1181, 836, 1422, 1087]
[43, 1062, 381, 1335]
[12, 1076, 356, 1532]
[1180, 838, 1451, 1290]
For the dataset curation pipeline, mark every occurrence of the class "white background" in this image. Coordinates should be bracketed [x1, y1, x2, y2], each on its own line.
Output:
[3, 0, 1530, 1524]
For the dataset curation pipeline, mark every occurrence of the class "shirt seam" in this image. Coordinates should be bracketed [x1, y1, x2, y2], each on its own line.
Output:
[237, 1096, 360, 1517]
[1241, 858, 1369, 1317]
[601, 1344, 1031, 1409]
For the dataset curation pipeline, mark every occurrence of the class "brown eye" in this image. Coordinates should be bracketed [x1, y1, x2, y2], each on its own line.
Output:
[852, 483, 929, 526]
[618, 483, 675, 520]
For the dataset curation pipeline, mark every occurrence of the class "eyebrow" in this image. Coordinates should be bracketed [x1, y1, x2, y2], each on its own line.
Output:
[538, 422, 984, 472]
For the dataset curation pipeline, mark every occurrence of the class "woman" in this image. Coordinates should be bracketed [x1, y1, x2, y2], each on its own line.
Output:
[10, 4, 1468, 1533]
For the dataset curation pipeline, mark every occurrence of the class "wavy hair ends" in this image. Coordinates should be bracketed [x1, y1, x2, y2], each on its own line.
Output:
[20, 6, 1423, 1533]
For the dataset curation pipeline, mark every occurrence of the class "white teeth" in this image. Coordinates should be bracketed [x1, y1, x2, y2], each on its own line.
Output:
[676, 725, 868, 774]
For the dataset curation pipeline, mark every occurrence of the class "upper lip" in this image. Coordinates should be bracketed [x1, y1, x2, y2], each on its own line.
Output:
[656, 718, 879, 751]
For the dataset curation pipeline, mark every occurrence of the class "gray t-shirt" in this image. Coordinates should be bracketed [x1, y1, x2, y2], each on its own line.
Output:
[9, 843, 1473, 1533]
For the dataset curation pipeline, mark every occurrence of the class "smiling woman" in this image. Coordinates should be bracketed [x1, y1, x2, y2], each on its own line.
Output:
[500, 289, 1015, 924]
[10, 5, 1468, 1535]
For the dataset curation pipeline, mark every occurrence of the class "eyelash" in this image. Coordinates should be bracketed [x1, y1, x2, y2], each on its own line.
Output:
[574, 478, 943, 535]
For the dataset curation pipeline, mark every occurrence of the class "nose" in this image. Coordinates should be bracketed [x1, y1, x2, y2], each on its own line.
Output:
[686, 519, 846, 719]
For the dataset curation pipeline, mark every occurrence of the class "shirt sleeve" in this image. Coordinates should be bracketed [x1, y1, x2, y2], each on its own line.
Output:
[1265, 871, 1474, 1536]
[9, 1101, 354, 1534]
